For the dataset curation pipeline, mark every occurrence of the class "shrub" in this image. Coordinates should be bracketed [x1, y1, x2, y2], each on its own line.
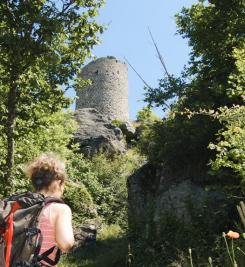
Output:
[66, 149, 143, 226]
[64, 181, 97, 225]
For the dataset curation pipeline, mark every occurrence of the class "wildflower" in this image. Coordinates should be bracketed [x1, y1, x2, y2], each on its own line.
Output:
[226, 230, 240, 239]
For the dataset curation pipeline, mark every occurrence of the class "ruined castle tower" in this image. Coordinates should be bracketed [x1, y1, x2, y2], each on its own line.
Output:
[75, 57, 129, 121]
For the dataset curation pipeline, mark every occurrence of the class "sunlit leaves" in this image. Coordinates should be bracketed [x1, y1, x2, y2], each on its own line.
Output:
[0, 0, 104, 179]
[209, 105, 245, 180]
[142, 0, 245, 181]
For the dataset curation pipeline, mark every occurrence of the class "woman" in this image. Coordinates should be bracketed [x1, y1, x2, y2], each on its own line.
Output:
[24, 153, 74, 266]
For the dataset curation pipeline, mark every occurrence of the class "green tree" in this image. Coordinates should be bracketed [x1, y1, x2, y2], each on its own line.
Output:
[144, 0, 245, 179]
[209, 43, 245, 182]
[135, 107, 160, 158]
[0, 0, 104, 184]
[0, 110, 78, 194]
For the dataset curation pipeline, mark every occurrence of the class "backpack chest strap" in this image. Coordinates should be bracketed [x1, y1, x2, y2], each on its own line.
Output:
[36, 246, 61, 266]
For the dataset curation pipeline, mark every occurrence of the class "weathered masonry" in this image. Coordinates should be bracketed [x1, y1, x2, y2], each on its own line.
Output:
[76, 57, 129, 121]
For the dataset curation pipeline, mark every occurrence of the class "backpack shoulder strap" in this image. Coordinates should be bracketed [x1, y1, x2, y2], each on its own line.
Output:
[44, 197, 64, 205]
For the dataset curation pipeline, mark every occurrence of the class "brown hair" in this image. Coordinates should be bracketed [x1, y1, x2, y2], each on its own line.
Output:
[24, 153, 67, 191]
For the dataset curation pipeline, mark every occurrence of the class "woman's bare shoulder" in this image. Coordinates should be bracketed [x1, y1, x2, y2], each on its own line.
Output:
[51, 202, 72, 215]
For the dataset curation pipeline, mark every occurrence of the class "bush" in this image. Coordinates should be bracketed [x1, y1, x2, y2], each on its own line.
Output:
[64, 181, 97, 225]
[66, 149, 143, 226]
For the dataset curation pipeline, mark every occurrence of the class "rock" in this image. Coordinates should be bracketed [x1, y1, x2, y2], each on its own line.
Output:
[73, 224, 97, 251]
[134, 125, 142, 141]
[127, 163, 227, 234]
[72, 219, 102, 251]
[73, 108, 126, 157]
[127, 164, 232, 265]
[153, 180, 206, 223]
[119, 121, 136, 142]
[127, 163, 158, 227]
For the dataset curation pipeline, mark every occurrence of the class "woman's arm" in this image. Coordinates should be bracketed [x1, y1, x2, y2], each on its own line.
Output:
[53, 203, 75, 252]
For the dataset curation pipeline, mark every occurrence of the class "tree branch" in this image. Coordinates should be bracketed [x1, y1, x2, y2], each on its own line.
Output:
[124, 57, 152, 90]
[148, 28, 170, 79]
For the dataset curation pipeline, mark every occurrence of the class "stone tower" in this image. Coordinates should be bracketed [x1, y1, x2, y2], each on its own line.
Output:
[76, 57, 129, 121]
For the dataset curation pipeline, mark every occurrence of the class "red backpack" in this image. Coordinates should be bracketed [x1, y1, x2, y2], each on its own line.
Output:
[0, 191, 63, 267]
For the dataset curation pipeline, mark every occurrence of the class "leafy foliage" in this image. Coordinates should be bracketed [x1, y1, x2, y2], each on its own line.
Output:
[0, 0, 104, 182]
[135, 107, 160, 159]
[64, 181, 96, 225]
[133, 2, 245, 264]
[209, 105, 245, 181]
[67, 150, 143, 226]
[208, 42, 245, 182]
[0, 106, 143, 229]
[143, 0, 245, 180]
[0, 110, 77, 195]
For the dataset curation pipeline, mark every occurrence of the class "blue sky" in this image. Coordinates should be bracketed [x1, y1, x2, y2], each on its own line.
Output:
[67, 0, 198, 119]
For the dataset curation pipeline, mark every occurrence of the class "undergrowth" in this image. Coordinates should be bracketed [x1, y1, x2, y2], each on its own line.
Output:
[59, 224, 128, 267]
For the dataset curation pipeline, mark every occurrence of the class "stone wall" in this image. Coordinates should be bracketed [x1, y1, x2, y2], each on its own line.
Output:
[76, 57, 129, 121]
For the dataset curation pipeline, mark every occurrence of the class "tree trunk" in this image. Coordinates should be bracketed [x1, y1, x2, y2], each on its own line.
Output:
[5, 84, 17, 185]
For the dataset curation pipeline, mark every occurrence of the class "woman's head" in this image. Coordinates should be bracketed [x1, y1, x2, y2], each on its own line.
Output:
[24, 153, 67, 197]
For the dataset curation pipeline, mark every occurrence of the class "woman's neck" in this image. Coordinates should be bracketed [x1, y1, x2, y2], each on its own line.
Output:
[37, 190, 61, 198]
